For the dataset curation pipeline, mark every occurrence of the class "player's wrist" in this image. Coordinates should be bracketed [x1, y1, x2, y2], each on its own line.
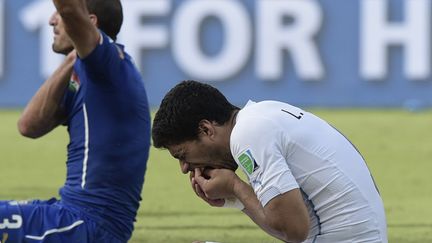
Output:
[223, 197, 245, 210]
[232, 177, 248, 198]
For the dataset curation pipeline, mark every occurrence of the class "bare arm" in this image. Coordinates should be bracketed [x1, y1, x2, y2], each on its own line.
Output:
[194, 169, 310, 242]
[18, 52, 76, 138]
[234, 179, 310, 242]
[52, 0, 100, 58]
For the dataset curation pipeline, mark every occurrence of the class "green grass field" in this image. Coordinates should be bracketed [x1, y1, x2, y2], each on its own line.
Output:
[1, 109, 431, 242]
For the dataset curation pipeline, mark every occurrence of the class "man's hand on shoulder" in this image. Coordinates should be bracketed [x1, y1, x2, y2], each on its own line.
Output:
[66, 49, 77, 63]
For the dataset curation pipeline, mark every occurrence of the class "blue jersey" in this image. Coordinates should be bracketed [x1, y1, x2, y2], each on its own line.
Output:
[0, 199, 124, 243]
[59, 31, 150, 241]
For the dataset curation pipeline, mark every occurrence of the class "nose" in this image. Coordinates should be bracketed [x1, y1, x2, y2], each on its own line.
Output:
[179, 161, 189, 174]
[49, 12, 58, 26]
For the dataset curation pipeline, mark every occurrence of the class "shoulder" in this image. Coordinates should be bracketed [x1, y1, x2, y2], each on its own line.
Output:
[232, 111, 279, 142]
[80, 31, 126, 63]
[77, 30, 137, 82]
[230, 104, 285, 157]
[231, 100, 290, 141]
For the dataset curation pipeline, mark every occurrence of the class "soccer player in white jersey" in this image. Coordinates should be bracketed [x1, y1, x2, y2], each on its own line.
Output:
[152, 80, 387, 242]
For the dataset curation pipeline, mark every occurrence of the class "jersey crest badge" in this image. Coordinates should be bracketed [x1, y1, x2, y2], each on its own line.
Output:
[69, 72, 81, 92]
[238, 149, 259, 175]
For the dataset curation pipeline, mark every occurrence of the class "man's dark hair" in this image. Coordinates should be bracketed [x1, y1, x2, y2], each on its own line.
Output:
[152, 80, 239, 148]
[86, 0, 123, 41]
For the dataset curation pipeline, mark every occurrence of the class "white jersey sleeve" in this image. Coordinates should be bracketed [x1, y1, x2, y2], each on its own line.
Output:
[230, 105, 299, 207]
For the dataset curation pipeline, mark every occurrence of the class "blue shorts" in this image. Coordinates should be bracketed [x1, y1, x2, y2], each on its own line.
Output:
[0, 198, 122, 243]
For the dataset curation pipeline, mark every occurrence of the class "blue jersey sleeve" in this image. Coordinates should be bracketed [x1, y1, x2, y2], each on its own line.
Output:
[79, 31, 130, 84]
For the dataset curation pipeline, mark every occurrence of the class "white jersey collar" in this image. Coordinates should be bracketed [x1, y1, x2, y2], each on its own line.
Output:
[245, 100, 256, 107]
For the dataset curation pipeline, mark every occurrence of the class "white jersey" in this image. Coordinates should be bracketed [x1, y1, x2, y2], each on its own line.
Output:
[230, 101, 387, 243]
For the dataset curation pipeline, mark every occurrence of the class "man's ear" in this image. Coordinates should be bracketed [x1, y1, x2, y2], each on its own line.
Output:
[198, 120, 215, 137]
[89, 14, 98, 26]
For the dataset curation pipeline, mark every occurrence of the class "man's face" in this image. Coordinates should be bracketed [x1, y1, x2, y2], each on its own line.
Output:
[167, 138, 236, 174]
[49, 12, 74, 55]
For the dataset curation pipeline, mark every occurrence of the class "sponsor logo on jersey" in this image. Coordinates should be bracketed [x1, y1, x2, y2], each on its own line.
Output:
[238, 149, 259, 175]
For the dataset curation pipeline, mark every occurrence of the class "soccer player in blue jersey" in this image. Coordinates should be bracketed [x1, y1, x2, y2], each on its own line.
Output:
[0, 0, 151, 242]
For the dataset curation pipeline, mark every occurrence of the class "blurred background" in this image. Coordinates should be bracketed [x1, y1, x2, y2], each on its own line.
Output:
[0, 0, 431, 109]
[1, 0, 431, 242]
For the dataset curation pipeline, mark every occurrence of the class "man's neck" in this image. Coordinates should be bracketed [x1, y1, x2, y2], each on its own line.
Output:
[224, 109, 240, 170]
